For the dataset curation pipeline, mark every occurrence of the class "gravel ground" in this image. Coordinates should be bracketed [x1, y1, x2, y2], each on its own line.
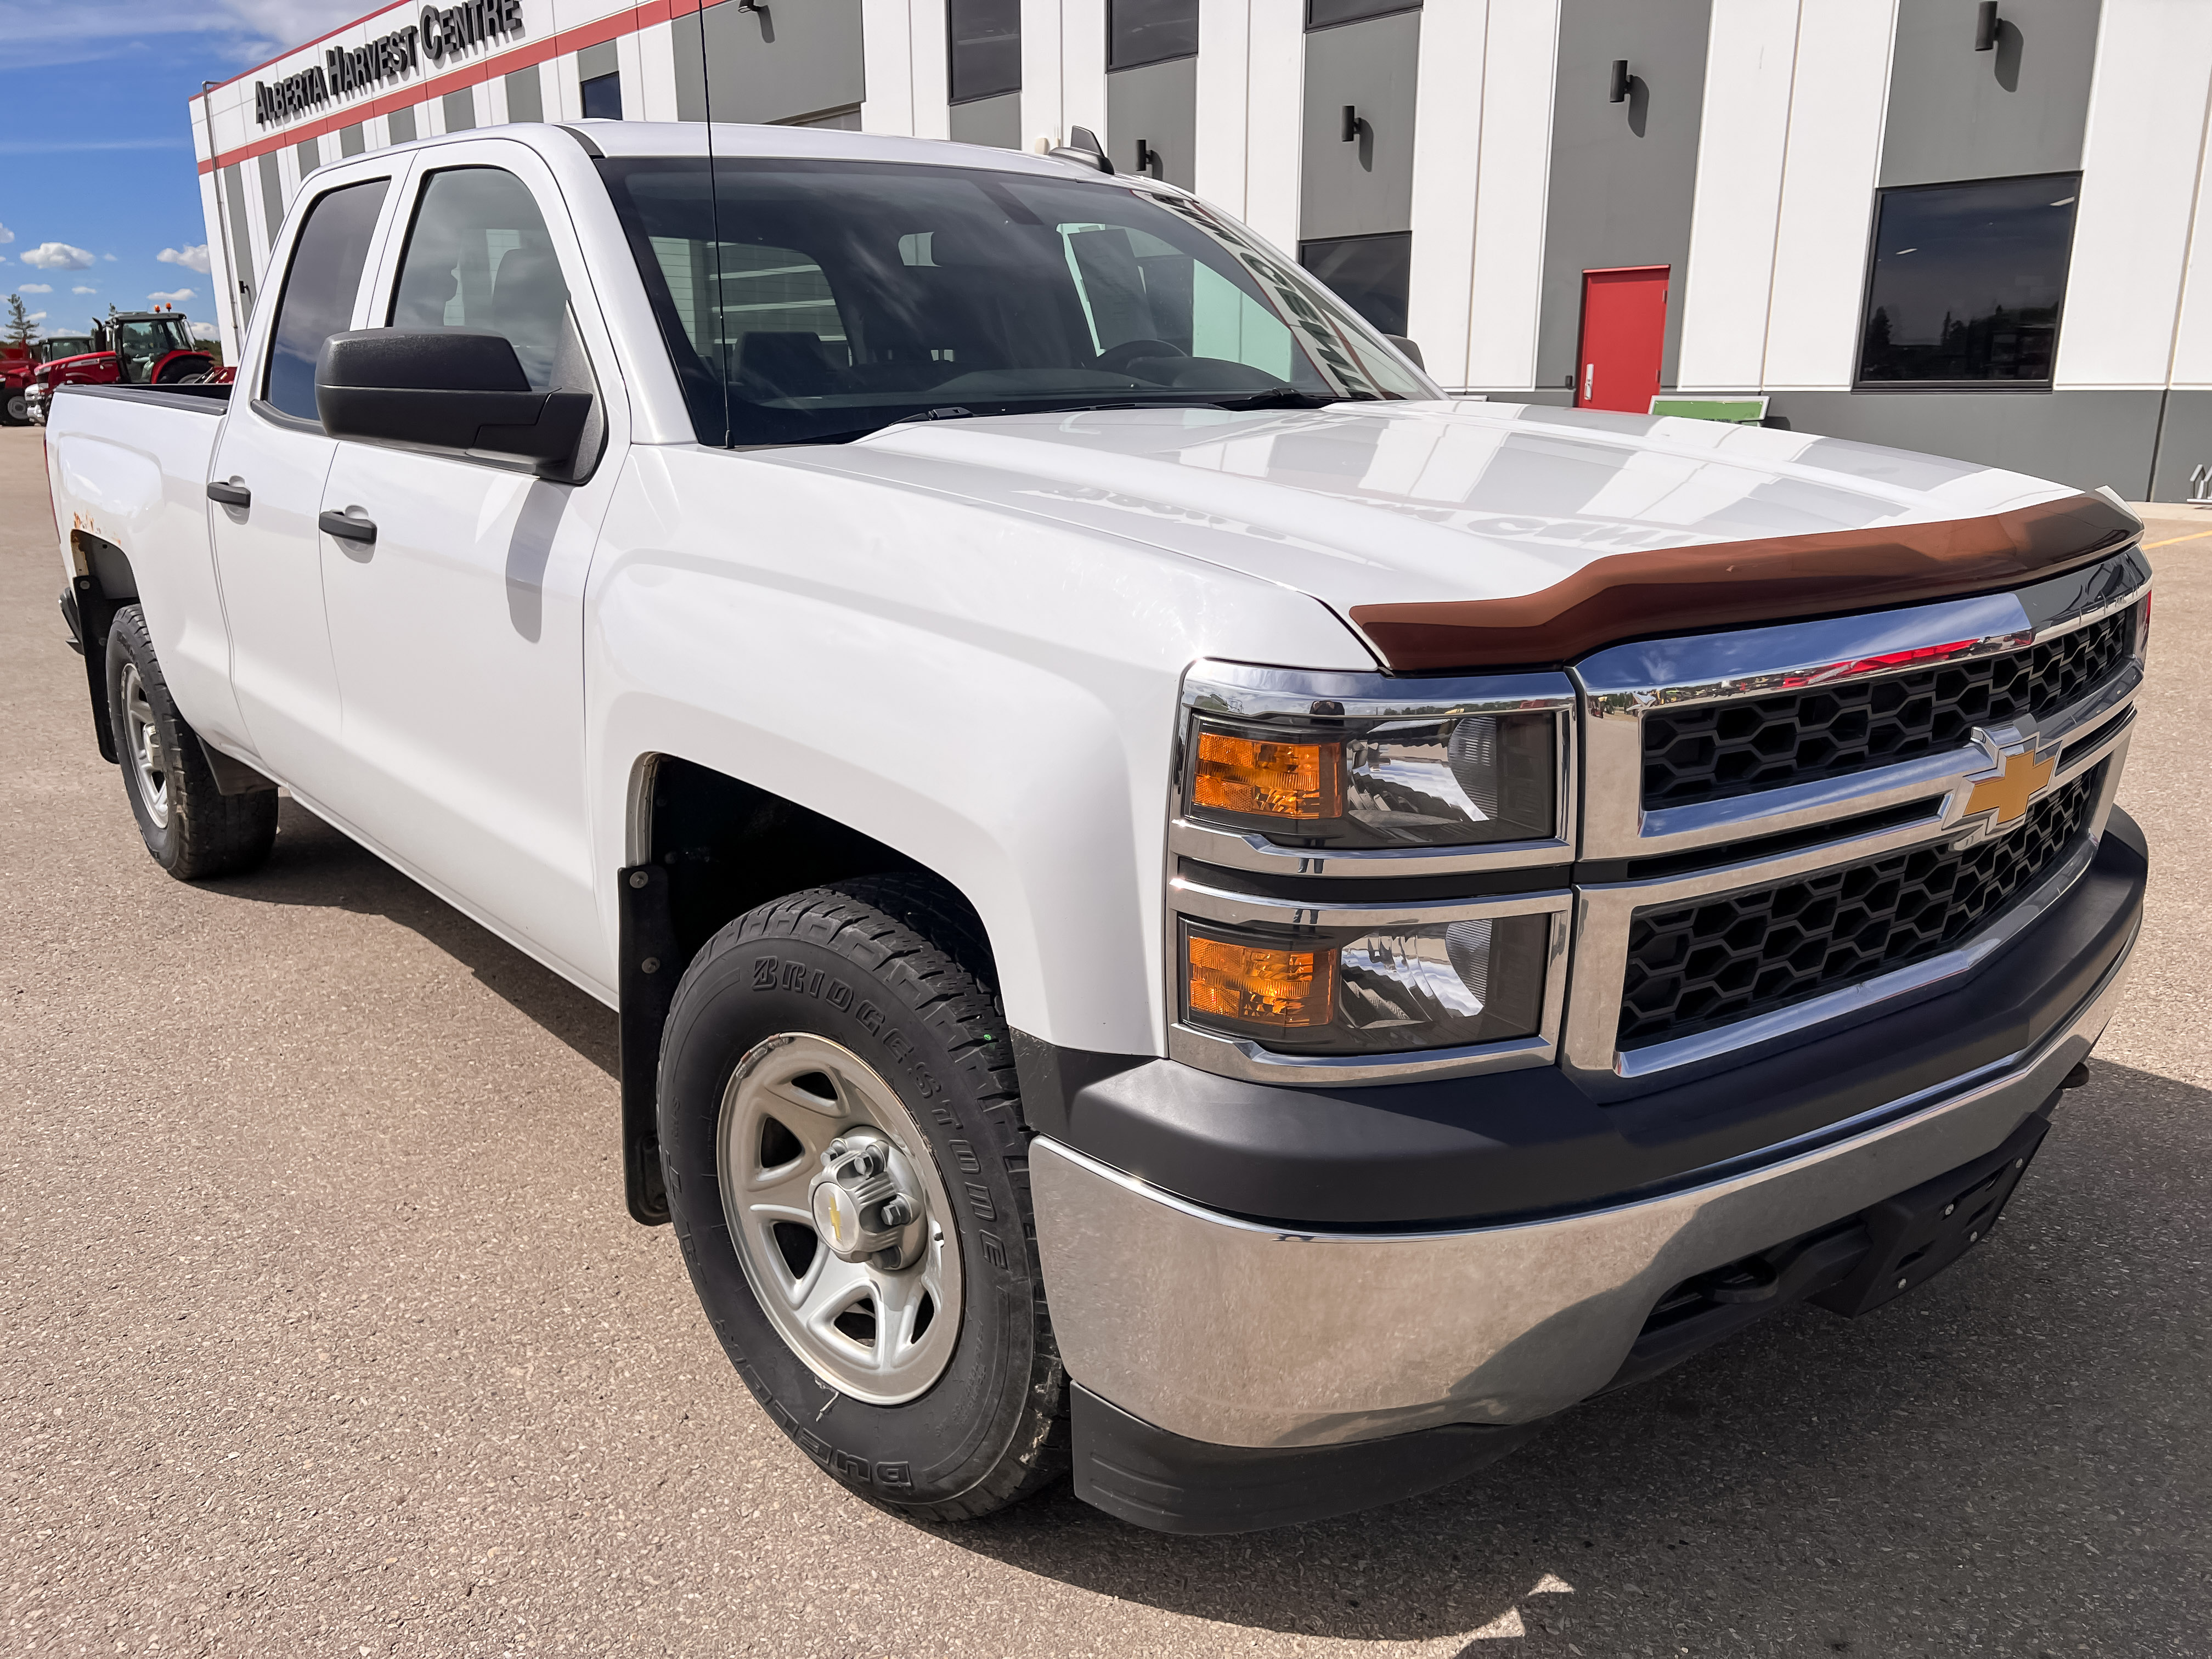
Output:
[3, 421, 2207, 1657]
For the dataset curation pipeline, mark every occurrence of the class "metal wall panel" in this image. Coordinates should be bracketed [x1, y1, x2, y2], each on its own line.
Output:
[1107, 55, 1198, 189]
[948, 89, 1021, 148]
[505, 65, 545, 124]
[1537, 0, 1712, 396]
[1299, 8, 1421, 242]
[387, 105, 418, 144]
[672, 0, 866, 125]
[1878, 0, 2101, 189]
[221, 163, 257, 312]
[258, 153, 285, 249]
[1768, 388, 2159, 499]
[442, 88, 478, 131]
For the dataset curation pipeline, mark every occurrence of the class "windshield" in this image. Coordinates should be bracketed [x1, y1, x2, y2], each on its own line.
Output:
[111, 319, 192, 383]
[42, 336, 93, 363]
[596, 156, 1435, 446]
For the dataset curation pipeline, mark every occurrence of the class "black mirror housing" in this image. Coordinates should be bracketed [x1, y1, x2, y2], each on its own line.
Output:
[315, 328, 592, 472]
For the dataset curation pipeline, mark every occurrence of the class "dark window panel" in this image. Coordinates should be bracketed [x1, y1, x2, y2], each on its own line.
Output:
[296, 137, 320, 177]
[1300, 231, 1412, 337]
[443, 88, 477, 131]
[387, 105, 418, 143]
[1110, 0, 1199, 70]
[1857, 172, 2080, 386]
[505, 65, 544, 124]
[1307, 0, 1421, 31]
[582, 72, 624, 120]
[949, 0, 1021, 104]
[262, 178, 390, 421]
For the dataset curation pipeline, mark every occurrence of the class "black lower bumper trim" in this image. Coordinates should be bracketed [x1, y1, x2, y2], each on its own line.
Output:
[1070, 1386, 1538, 1535]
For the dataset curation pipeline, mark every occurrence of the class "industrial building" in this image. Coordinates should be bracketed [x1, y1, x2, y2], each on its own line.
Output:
[191, 0, 2212, 498]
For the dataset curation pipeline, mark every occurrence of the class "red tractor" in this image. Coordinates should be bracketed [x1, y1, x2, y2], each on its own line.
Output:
[2, 331, 94, 426]
[25, 308, 222, 424]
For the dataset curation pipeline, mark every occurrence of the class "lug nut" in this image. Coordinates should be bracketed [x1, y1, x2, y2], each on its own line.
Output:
[881, 1197, 915, 1227]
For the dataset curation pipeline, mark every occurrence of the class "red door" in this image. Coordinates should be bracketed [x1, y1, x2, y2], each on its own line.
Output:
[1575, 266, 1669, 413]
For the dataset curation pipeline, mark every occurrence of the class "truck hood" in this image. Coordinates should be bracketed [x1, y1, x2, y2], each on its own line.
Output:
[779, 399, 2089, 623]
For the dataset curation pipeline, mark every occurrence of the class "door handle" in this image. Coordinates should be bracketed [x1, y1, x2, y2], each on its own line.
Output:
[318, 509, 377, 545]
[205, 479, 251, 507]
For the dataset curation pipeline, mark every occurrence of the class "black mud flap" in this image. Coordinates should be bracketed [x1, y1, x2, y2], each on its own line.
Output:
[1812, 1112, 2051, 1318]
[618, 862, 677, 1226]
[67, 577, 122, 764]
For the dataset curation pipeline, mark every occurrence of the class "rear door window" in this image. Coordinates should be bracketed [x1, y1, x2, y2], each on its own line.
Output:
[262, 178, 390, 421]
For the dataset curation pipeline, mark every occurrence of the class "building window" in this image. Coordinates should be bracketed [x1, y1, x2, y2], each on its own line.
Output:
[442, 88, 477, 132]
[1857, 173, 2080, 387]
[949, 0, 1020, 104]
[1109, 0, 1198, 70]
[1306, 0, 1421, 30]
[1299, 231, 1411, 337]
[582, 72, 623, 120]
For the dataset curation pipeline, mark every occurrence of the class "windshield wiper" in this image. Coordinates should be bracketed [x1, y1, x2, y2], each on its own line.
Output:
[1205, 389, 1356, 411]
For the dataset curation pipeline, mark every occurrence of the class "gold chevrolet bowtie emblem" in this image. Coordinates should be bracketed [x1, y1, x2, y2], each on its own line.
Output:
[1963, 745, 2056, 827]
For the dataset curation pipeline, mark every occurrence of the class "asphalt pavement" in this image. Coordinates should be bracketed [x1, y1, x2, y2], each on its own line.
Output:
[3, 420, 2207, 1658]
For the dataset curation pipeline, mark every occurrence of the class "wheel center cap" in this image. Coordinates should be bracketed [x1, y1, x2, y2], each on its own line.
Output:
[811, 1180, 864, 1255]
[806, 1130, 925, 1269]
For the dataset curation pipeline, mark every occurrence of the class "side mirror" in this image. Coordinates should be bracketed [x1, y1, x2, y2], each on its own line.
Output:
[315, 328, 592, 472]
[1383, 334, 1426, 371]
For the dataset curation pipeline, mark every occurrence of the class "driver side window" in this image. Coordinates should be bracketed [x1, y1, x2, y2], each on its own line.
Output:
[390, 167, 572, 389]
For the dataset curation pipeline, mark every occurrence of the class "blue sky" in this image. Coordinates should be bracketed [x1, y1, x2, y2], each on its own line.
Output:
[0, 1, 360, 348]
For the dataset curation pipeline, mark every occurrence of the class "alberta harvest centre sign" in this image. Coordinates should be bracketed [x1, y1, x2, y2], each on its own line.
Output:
[252, 0, 526, 127]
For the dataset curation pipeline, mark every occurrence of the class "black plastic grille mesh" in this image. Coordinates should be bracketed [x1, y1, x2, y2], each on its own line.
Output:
[1641, 605, 2136, 808]
[1618, 769, 2099, 1049]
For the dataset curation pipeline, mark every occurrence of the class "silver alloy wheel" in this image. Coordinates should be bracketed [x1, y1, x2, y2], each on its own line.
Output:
[716, 1032, 963, 1405]
[120, 662, 170, 828]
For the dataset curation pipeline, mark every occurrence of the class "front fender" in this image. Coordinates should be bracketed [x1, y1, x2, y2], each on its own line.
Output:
[586, 444, 1375, 1057]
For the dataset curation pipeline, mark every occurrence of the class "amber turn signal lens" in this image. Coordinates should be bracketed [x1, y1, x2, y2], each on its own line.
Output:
[1186, 934, 1336, 1029]
[1191, 729, 1344, 820]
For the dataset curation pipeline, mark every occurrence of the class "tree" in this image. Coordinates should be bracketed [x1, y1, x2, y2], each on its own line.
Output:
[4, 294, 32, 348]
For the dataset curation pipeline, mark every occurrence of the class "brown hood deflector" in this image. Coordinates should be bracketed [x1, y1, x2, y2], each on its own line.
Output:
[1347, 491, 2143, 672]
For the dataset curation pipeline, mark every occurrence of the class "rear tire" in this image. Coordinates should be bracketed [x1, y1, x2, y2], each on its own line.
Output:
[658, 876, 1067, 1521]
[106, 606, 278, 880]
[2, 391, 27, 426]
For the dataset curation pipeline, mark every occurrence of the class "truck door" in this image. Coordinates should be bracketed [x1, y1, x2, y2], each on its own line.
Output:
[313, 146, 624, 990]
[205, 173, 394, 799]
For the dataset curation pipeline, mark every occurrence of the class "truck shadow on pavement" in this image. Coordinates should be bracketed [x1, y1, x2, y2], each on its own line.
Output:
[936, 1063, 2212, 1654]
[209, 797, 619, 1081]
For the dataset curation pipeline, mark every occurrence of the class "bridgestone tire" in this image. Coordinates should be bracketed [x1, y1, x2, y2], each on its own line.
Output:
[658, 876, 1068, 1520]
[106, 606, 278, 880]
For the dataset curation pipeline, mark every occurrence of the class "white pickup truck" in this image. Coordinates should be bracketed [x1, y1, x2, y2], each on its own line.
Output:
[46, 120, 2150, 1534]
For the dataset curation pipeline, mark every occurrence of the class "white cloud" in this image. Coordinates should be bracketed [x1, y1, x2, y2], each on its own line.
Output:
[0, 1, 366, 72]
[71, 285, 96, 295]
[148, 287, 198, 306]
[24, 311, 45, 323]
[102, 253, 116, 262]
[159, 245, 212, 275]
[22, 242, 95, 270]
[0, 221, 13, 244]
[19, 282, 51, 292]
[190, 322, 221, 342]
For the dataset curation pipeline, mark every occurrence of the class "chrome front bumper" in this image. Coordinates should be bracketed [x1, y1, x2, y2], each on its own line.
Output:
[1032, 924, 2136, 1451]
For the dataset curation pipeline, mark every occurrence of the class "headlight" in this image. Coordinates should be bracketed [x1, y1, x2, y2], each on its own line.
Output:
[1181, 913, 1550, 1055]
[1184, 709, 1557, 848]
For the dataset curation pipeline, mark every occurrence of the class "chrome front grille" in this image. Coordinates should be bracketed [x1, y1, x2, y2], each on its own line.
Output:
[1617, 766, 2100, 1048]
[1566, 543, 2151, 1088]
[1639, 603, 2138, 808]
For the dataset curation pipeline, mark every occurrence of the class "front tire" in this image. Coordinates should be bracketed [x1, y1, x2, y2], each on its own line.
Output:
[658, 877, 1066, 1520]
[106, 606, 278, 879]
[2, 390, 27, 426]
